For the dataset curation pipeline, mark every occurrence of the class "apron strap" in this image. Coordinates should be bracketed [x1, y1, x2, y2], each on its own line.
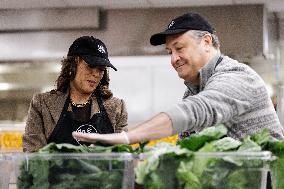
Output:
[97, 95, 107, 114]
[90, 95, 114, 133]
[47, 96, 70, 143]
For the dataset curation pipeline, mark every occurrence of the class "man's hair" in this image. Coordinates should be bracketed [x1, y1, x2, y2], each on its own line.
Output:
[55, 56, 113, 99]
[188, 30, 220, 49]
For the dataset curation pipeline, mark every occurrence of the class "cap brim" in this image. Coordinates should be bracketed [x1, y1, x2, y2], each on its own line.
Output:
[150, 28, 189, 46]
[80, 55, 117, 71]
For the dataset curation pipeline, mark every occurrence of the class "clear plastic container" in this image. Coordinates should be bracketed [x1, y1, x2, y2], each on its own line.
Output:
[3, 152, 137, 189]
[0, 154, 13, 189]
[139, 151, 272, 189]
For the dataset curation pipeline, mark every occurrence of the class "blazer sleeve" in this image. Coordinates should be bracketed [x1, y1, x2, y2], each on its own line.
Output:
[114, 99, 128, 133]
[22, 94, 47, 152]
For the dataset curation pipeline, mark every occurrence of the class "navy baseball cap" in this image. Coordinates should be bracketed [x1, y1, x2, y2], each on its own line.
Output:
[150, 12, 214, 46]
[68, 36, 117, 71]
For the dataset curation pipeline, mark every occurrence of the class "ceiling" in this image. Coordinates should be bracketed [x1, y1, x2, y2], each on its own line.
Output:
[0, 0, 284, 12]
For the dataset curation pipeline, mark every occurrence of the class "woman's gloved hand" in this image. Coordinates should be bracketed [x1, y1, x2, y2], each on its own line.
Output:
[72, 131, 130, 145]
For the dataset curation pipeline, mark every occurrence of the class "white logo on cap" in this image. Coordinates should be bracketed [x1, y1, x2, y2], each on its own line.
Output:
[98, 45, 106, 54]
[168, 21, 175, 28]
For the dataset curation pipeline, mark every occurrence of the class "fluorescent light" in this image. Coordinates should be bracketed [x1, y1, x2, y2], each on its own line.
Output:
[0, 83, 12, 90]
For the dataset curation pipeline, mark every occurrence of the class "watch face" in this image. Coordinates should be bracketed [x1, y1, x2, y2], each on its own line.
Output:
[75, 124, 97, 145]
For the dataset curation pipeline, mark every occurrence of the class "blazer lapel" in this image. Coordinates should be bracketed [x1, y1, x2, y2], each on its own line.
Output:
[44, 91, 68, 125]
[90, 95, 99, 117]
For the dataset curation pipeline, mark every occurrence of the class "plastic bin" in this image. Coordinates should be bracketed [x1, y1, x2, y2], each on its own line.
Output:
[3, 152, 137, 189]
[0, 154, 13, 189]
[139, 151, 272, 189]
[269, 156, 284, 189]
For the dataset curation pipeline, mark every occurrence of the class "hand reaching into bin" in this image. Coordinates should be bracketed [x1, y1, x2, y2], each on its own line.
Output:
[72, 131, 130, 144]
[73, 113, 173, 145]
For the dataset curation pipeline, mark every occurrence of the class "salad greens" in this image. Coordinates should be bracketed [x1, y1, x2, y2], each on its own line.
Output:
[16, 126, 284, 189]
[135, 125, 284, 189]
[17, 143, 135, 189]
[38, 142, 135, 153]
[177, 124, 227, 151]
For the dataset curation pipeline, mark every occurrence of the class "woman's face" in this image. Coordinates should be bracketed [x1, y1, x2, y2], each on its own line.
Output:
[70, 58, 105, 95]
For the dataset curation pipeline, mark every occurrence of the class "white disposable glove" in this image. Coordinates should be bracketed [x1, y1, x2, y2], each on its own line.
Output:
[72, 131, 130, 145]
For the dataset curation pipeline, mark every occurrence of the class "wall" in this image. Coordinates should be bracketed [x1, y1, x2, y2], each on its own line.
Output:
[0, 56, 186, 124]
[0, 5, 264, 60]
[109, 56, 185, 124]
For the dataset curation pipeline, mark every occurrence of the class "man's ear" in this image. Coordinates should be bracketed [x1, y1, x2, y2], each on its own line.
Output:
[203, 34, 213, 51]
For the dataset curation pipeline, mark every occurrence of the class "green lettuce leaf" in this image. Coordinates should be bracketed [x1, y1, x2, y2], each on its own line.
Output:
[177, 124, 227, 151]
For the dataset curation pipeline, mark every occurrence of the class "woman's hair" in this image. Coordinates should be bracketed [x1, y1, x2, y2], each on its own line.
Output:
[188, 30, 220, 49]
[55, 56, 113, 99]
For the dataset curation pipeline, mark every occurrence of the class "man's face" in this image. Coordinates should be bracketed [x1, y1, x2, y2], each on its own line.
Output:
[165, 31, 210, 84]
[70, 59, 105, 95]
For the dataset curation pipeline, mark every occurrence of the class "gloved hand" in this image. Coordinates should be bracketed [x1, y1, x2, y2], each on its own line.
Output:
[73, 113, 173, 145]
[72, 131, 130, 145]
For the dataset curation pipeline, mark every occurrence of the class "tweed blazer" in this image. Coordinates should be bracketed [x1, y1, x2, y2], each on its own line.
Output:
[23, 90, 128, 152]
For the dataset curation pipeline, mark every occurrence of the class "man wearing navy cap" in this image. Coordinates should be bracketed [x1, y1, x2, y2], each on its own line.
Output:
[73, 13, 284, 145]
[23, 36, 128, 152]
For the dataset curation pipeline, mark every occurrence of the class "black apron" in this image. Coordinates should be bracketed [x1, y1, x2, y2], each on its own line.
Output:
[47, 96, 114, 145]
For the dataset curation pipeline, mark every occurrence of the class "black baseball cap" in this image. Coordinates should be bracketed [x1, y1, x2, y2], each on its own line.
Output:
[68, 36, 117, 71]
[150, 12, 214, 46]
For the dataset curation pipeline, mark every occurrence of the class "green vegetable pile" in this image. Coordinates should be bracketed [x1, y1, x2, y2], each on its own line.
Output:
[135, 125, 284, 189]
[16, 125, 284, 189]
[17, 143, 136, 189]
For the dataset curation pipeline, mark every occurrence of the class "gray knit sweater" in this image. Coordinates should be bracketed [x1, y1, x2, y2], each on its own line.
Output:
[165, 53, 284, 140]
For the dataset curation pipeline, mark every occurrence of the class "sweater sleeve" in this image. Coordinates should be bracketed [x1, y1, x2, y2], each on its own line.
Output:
[164, 65, 261, 135]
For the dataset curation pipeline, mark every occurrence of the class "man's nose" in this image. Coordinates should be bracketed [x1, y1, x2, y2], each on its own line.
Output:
[171, 52, 180, 65]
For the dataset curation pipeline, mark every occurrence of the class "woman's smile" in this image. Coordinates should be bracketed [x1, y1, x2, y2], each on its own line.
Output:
[86, 79, 97, 87]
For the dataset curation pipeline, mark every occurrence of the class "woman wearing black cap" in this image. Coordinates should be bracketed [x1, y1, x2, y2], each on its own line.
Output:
[23, 36, 128, 152]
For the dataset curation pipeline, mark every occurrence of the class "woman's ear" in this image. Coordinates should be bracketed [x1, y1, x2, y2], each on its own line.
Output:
[75, 56, 80, 63]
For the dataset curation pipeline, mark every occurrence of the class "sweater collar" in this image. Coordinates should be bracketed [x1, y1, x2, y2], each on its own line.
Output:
[184, 52, 221, 94]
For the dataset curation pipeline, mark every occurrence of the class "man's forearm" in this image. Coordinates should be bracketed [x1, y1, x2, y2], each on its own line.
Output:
[127, 112, 173, 143]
